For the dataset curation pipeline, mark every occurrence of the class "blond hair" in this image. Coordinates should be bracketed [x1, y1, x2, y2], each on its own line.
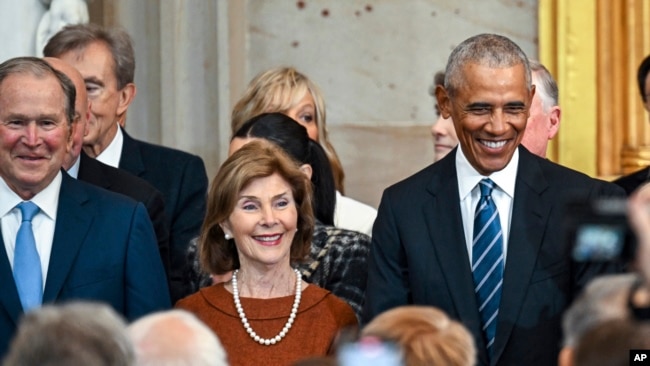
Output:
[362, 306, 476, 366]
[231, 66, 346, 193]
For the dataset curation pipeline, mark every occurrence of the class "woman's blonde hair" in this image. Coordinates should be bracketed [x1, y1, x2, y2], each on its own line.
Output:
[231, 66, 346, 193]
[362, 306, 476, 366]
[199, 140, 314, 274]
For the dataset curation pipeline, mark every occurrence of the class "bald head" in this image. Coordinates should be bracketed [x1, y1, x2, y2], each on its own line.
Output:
[44, 57, 89, 170]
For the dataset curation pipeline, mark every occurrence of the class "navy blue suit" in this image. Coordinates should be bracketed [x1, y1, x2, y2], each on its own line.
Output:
[0, 173, 171, 356]
[363, 146, 624, 366]
[118, 129, 207, 303]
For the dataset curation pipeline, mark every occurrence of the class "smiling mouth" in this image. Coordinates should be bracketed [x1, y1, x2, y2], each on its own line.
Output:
[253, 234, 283, 245]
[479, 139, 507, 149]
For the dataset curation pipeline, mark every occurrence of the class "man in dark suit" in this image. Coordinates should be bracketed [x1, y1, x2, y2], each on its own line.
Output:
[0, 57, 170, 356]
[363, 34, 624, 366]
[43, 24, 208, 302]
[45, 56, 171, 280]
[613, 55, 650, 195]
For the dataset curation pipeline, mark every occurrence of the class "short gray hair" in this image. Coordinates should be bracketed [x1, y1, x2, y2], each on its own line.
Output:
[529, 60, 559, 111]
[444, 33, 532, 97]
[3, 302, 134, 366]
[128, 310, 228, 366]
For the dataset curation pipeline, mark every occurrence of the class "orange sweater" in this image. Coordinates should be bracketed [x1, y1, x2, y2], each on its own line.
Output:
[176, 283, 358, 366]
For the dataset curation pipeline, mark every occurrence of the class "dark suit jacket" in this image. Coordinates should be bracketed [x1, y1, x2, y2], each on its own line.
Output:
[363, 146, 624, 366]
[0, 173, 171, 356]
[118, 129, 207, 303]
[613, 166, 650, 196]
[77, 151, 170, 278]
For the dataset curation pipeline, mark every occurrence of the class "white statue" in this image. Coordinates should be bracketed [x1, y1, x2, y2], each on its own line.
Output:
[35, 0, 88, 56]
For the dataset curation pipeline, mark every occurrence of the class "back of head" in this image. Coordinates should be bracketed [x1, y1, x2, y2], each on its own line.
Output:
[200, 139, 314, 275]
[561, 273, 635, 348]
[361, 306, 476, 366]
[3, 302, 133, 366]
[128, 310, 228, 366]
[573, 319, 650, 366]
[637, 55, 650, 104]
[234, 112, 336, 225]
[43, 23, 135, 89]
[444, 33, 531, 97]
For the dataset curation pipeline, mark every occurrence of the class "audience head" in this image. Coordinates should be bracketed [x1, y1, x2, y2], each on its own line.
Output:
[435, 33, 533, 175]
[637, 54, 650, 107]
[429, 71, 459, 162]
[44, 56, 89, 170]
[520, 60, 560, 158]
[43, 23, 136, 156]
[199, 139, 314, 274]
[128, 310, 228, 366]
[3, 301, 133, 366]
[571, 319, 650, 366]
[361, 305, 476, 366]
[0, 56, 75, 200]
[231, 112, 336, 226]
[231, 66, 346, 193]
[558, 274, 635, 366]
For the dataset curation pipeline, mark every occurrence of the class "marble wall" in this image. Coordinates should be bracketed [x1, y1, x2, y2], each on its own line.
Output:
[0, 0, 539, 208]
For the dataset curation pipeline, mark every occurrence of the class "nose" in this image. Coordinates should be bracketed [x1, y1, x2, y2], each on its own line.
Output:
[23, 123, 40, 146]
[259, 205, 278, 226]
[488, 109, 507, 134]
[431, 116, 446, 137]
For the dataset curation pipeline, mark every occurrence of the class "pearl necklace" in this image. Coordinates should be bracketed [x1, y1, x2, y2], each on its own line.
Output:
[231, 268, 302, 346]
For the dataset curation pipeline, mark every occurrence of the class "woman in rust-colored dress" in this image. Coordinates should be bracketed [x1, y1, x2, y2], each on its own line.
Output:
[176, 140, 357, 366]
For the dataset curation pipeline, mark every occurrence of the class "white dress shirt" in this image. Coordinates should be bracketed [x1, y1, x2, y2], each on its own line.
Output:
[0, 172, 62, 289]
[456, 147, 519, 265]
[95, 123, 123, 168]
[67, 154, 81, 179]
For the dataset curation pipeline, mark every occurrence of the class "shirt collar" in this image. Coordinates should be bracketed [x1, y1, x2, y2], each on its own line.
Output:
[456, 145, 519, 199]
[95, 123, 123, 168]
[0, 171, 62, 220]
[66, 155, 81, 179]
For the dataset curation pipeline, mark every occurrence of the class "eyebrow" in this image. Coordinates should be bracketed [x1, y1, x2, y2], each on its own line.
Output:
[239, 191, 290, 201]
[4, 113, 61, 121]
[84, 76, 104, 86]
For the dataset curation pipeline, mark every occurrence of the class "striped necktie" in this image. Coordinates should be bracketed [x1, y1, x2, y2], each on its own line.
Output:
[472, 178, 504, 358]
[13, 201, 42, 311]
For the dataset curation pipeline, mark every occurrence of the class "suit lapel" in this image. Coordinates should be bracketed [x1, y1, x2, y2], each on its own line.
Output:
[491, 147, 550, 364]
[118, 127, 146, 177]
[78, 151, 111, 190]
[424, 152, 490, 365]
[0, 235, 24, 325]
[42, 174, 93, 302]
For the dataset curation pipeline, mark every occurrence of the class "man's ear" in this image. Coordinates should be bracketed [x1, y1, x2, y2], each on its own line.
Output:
[116, 83, 136, 117]
[299, 164, 313, 180]
[435, 85, 452, 119]
[547, 106, 561, 140]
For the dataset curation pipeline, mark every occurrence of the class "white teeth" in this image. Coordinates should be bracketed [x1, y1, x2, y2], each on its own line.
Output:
[255, 235, 281, 242]
[481, 140, 507, 148]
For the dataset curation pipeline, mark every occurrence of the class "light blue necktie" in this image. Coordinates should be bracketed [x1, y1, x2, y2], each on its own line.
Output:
[472, 179, 504, 358]
[13, 201, 42, 311]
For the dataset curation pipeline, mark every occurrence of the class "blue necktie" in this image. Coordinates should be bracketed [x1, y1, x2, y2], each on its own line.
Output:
[472, 179, 504, 358]
[13, 201, 42, 311]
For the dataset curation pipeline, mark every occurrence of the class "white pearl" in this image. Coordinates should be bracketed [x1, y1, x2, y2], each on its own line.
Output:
[231, 268, 302, 346]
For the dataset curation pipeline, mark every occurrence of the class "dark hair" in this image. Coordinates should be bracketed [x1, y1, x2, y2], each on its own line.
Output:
[637, 55, 650, 103]
[233, 113, 336, 225]
[43, 23, 135, 90]
[200, 140, 314, 274]
[0, 57, 76, 125]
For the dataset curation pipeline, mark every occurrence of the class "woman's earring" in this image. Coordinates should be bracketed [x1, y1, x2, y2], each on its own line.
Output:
[225, 233, 232, 240]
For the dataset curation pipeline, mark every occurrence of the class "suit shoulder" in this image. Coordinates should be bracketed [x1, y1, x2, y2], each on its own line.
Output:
[612, 167, 648, 195]
[534, 156, 623, 195]
[133, 138, 205, 166]
[65, 174, 140, 209]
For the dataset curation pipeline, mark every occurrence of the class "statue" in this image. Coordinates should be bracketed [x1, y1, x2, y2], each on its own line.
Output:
[35, 0, 88, 56]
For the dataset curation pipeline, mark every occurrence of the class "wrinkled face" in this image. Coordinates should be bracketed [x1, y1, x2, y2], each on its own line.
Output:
[220, 173, 298, 270]
[57, 41, 122, 153]
[431, 110, 459, 162]
[521, 76, 550, 157]
[438, 62, 533, 175]
[285, 92, 318, 140]
[0, 73, 71, 199]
